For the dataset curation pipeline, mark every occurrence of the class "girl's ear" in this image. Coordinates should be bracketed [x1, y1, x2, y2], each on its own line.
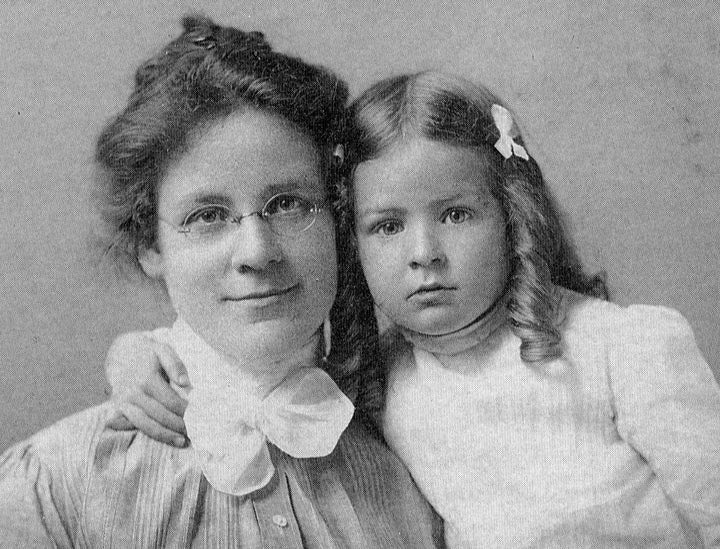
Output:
[138, 247, 165, 280]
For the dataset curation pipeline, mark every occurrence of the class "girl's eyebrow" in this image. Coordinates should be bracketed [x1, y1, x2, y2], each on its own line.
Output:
[358, 192, 487, 217]
[357, 205, 406, 218]
[431, 192, 487, 206]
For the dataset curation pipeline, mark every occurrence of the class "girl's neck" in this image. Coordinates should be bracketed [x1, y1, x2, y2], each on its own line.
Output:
[398, 290, 510, 359]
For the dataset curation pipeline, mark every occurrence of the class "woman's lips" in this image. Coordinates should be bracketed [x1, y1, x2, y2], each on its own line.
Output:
[223, 284, 298, 302]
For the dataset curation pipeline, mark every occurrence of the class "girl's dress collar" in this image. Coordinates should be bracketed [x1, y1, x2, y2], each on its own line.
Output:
[397, 291, 510, 356]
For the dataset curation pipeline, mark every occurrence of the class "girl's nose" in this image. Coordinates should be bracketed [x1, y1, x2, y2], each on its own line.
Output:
[229, 216, 283, 272]
[408, 226, 446, 269]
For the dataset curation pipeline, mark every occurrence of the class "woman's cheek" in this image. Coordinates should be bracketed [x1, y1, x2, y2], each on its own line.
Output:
[163, 252, 218, 314]
[299, 226, 337, 321]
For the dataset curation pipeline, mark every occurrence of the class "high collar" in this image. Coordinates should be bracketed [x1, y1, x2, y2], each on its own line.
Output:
[397, 291, 510, 356]
[155, 318, 354, 496]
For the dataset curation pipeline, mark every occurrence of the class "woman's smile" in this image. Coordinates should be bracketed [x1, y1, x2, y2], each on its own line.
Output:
[142, 109, 337, 361]
[222, 284, 299, 304]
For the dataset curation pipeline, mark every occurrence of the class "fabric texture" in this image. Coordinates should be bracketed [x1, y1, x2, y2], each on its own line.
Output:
[382, 288, 720, 548]
[152, 318, 354, 496]
[0, 403, 441, 548]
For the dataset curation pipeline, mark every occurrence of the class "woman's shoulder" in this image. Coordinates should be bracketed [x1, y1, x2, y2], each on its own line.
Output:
[0, 404, 118, 544]
[1, 403, 115, 470]
[0, 402, 177, 495]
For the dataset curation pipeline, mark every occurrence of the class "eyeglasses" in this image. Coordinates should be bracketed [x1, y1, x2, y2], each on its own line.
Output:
[159, 193, 327, 241]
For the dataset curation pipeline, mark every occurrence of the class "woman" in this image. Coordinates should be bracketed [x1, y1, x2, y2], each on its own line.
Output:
[0, 15, 441, 548]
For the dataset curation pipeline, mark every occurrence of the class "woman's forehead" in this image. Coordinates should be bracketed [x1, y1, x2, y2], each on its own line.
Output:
[159, 109, 325, 209]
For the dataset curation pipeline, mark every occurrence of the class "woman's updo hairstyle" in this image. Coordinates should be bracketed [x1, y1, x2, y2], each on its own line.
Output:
[340, 71, 607, 363]
[95, 15, 383, 416]
[96, 14, 348, 270]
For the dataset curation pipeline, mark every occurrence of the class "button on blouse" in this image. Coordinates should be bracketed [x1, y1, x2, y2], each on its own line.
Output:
[0, 404, 442, 548]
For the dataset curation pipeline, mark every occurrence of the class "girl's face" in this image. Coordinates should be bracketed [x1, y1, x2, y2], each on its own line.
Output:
[140, 109, 337, 362]
[354, 138, 509, 336]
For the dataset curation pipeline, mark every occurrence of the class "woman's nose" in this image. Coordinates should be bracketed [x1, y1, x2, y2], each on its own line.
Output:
[408, 226, 446, 269]
[229, 216, 283, 272]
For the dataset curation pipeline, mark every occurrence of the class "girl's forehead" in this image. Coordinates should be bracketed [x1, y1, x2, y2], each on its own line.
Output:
[354, 138, 494, 204]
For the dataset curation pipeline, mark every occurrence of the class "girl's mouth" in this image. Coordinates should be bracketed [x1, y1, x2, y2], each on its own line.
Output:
[408, 284, 455, 301]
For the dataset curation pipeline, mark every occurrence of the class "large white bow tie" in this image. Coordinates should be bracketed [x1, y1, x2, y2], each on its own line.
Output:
[155, 319, 355, 496]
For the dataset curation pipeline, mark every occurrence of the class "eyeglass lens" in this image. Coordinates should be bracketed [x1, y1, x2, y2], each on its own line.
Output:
[179, 193, 320, 238]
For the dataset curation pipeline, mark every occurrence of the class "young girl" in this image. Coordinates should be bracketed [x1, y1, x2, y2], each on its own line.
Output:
[106, 71, 720, 547]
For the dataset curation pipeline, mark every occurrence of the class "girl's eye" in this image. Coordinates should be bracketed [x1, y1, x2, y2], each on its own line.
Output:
[442, 208, 472, 225]
[183, 205, 230, 227]
[374, 220, 403, 236]
[265, 194, 310, 216]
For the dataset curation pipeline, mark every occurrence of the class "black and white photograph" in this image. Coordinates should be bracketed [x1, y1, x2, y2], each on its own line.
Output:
[1, 1, 719, 546]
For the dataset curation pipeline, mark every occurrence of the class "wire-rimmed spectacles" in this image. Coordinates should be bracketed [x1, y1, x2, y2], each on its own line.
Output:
[159, 193, 327, 241]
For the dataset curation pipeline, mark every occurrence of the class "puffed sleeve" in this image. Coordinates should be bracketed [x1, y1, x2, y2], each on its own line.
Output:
[608, 305, 720, 546]
[0, 442, 71, 548]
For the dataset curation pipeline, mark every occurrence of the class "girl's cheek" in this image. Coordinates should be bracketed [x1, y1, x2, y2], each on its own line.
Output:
[357, 237, 387, 273]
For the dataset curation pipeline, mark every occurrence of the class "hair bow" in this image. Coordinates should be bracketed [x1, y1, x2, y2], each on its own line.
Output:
[491, 104, 529, 161]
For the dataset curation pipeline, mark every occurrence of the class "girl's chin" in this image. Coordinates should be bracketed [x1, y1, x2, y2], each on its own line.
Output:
[401, 313, 476, 337]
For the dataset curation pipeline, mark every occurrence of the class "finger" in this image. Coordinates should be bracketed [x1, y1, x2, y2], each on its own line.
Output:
[152, 340, 190, 387]
[116, 401, 187, 447]
[106, 410, 135, 431]
[143, 375, 188, 419]
[132, 391, 187, 436]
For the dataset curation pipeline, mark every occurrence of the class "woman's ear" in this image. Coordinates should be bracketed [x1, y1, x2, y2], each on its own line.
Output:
[138, 247, 165, 280]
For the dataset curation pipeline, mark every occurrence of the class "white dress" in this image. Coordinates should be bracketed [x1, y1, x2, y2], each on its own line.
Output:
[382, 288, 720, 548]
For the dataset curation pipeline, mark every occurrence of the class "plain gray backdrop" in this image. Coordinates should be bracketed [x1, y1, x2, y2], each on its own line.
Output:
[1, 0, 719, 450]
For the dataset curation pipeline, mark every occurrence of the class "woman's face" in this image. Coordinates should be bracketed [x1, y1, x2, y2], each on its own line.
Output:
[140, 109, 337, 362]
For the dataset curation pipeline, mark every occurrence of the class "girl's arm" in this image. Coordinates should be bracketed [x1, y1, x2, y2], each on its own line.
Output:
[105, 332, 189, 447]
[610, 306, 720, 546]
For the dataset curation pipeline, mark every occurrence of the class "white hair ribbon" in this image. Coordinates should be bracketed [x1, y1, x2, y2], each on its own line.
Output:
[491, 104, 529, 161]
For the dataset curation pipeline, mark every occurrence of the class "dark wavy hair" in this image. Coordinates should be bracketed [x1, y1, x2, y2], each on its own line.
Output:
[340, 71, 608, 363]
[94, 14, 381, 413]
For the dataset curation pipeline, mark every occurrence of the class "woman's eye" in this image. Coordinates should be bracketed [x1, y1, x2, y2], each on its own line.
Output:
[443, 208, 472, 224]
[374, 220, 403, 236]
[266, 194, 309, 215]
[183, 205, 230, 226]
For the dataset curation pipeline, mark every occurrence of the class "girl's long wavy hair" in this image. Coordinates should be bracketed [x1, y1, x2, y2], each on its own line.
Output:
[340, 71, 607, 364]
[94, 14, 382, 414]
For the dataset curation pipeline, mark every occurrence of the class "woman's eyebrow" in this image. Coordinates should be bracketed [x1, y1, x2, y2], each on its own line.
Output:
[265, 178, 323, 197]
[177, 193, 233, 209]
[175, 178, 324, 210]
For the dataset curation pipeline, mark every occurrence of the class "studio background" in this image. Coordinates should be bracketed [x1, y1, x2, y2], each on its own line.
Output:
[1, 0, 718, 450]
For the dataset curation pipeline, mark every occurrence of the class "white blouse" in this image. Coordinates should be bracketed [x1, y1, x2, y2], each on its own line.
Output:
[382, 289, 720, 548]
